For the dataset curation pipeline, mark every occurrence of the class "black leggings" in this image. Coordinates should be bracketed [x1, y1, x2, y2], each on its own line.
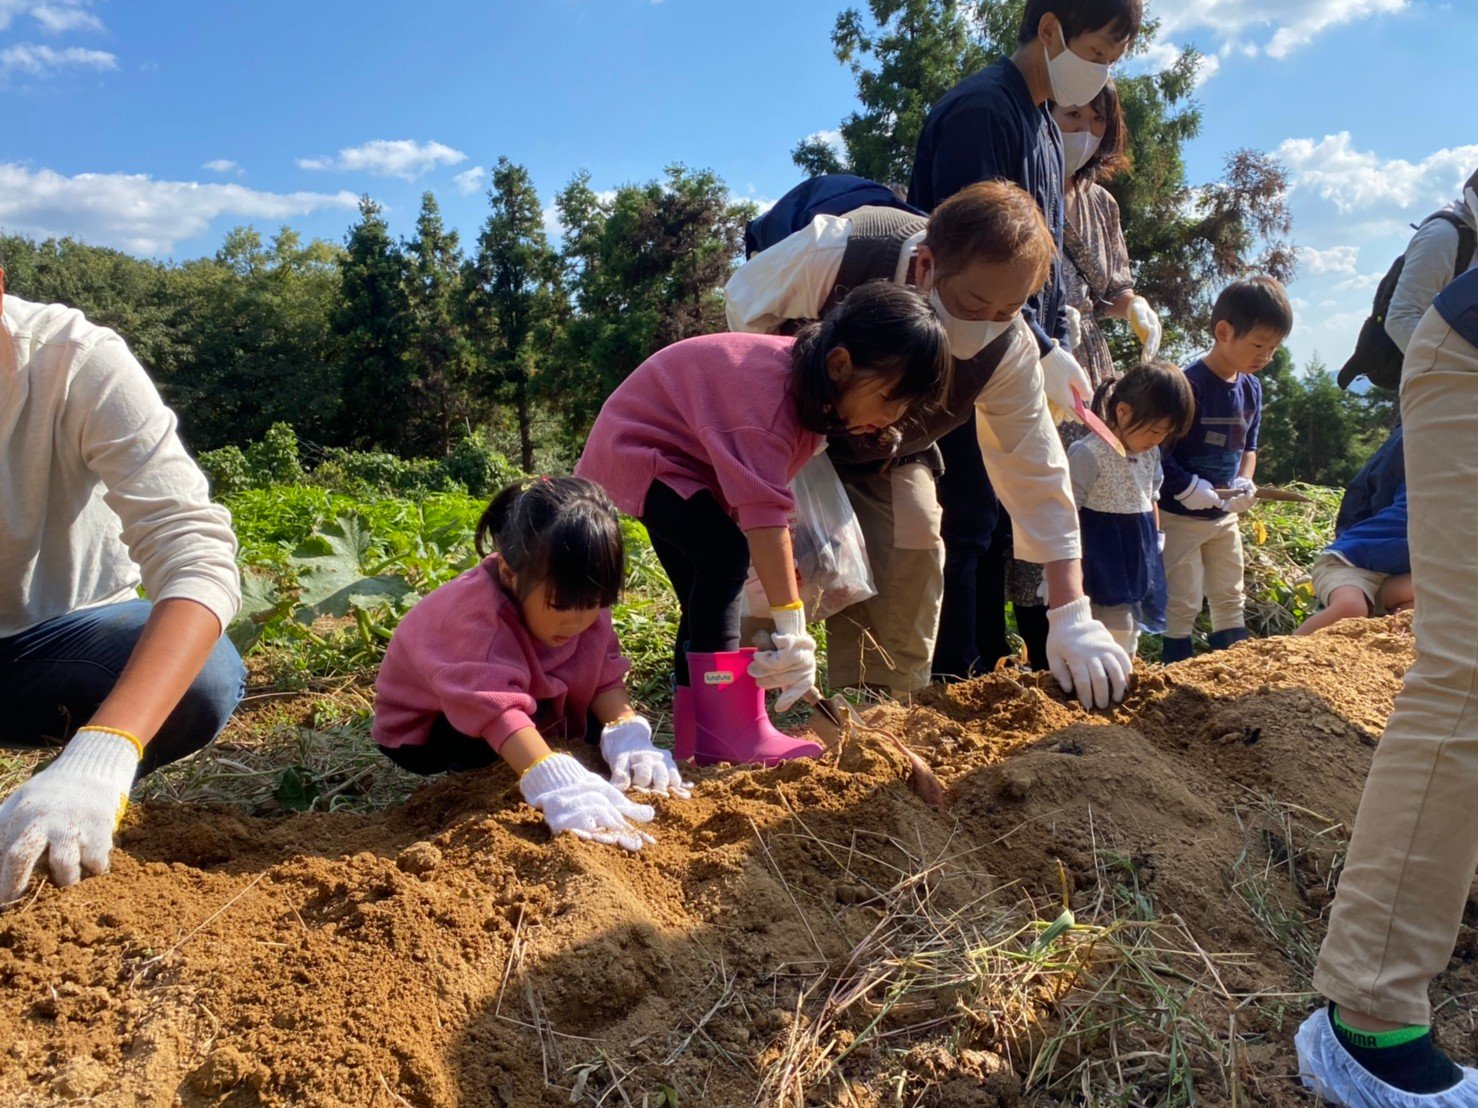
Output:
[640, 481, 751, 686]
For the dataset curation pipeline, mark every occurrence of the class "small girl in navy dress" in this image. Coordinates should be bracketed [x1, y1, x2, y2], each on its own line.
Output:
[1068, 364, 1196, 655]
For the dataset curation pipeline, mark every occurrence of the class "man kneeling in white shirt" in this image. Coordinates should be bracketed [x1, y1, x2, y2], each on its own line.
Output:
[0, 273, 244, 905]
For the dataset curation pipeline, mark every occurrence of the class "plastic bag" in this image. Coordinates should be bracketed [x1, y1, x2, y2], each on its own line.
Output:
[742, 454, 876, 622]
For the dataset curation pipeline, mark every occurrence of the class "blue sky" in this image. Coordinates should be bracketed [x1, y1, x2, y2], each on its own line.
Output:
[3, 0, 1474, 371]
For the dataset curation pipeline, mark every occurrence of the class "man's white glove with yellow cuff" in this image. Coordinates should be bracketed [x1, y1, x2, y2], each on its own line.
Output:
[0, 726, 140, 904]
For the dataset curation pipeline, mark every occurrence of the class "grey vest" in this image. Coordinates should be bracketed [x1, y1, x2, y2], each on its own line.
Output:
[819, 206, 928, 317]
[823, 207, 1014, 480]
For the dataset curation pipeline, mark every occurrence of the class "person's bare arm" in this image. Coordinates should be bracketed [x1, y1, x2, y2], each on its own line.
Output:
[87, 598, 223, 746]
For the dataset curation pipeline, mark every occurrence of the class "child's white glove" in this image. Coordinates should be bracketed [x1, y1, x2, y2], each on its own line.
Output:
[1041, 341, 1095, 424]
[0, 727, 139, 904]
[1156, 531, 1167, 553]
[518, 753, 656, 852]
[1223, 476, 1258, 514]
[748, 606, 817, 712]
[1046, 597, 1132, 710]
[599, 715, 691, 799]
[1128, 296, 1162, 362]
[1175, 476, 1227, 513]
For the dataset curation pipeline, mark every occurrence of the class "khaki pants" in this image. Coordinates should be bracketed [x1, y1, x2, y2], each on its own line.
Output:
[825, 463, 944, 694]
[1092, 603, 1139, 657]
[1314, 308, 1478, 1025]
[1160, 512, 1245, 638]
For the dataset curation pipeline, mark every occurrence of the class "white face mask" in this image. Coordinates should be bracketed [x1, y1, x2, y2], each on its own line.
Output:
[1047, 24, 1111, 108]
[1062, 130, 1103, 177]
[929, 289, 1014, 360]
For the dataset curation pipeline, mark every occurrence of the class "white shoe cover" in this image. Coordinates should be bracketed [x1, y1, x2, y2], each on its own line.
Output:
[1296, 1008, 1478, 1107]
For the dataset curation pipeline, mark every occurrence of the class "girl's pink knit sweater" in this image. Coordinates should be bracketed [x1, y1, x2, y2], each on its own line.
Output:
[575, 332, 823, 530]
[372, 555, 631, 753]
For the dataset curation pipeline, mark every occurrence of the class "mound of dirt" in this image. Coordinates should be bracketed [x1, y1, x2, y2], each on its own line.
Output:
[3, 616, 1473, 1107]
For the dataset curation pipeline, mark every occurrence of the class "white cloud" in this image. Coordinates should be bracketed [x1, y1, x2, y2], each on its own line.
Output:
[0, 1, 103, 33]
[0, 42, 116, 77]
[1296, 244, 1359, 276]
[297, 139, 467, 181]
[1126, 40, 1220, 85]
[202, 159, 242, 176]
[454, 165, 486, 195]
[32, 3, 102, 33]
[1155, 0, 1409, 59]
[0, 163, 359, 255]
[1277, 132, 1478, 213]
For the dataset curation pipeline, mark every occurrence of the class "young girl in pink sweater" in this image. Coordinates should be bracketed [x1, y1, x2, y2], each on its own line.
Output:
[576, 282, 950, 766]
[373, 477, 686, 852]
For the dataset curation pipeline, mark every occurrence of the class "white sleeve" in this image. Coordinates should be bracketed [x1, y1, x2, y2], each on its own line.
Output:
[1386, 219, 1462, 353]
[974, 324, 1080, 564]
[64, 333, 242, 631]
[724, 215, 851, 333]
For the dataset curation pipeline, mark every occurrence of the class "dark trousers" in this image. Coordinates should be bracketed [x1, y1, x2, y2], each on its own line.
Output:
[0, 599, 246, 778]
[1015, 604, 1051, 671]
[640, 481, 751, 687]
[932, 421, 1011, 680]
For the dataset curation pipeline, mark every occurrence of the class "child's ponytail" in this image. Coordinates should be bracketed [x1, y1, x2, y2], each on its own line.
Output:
[476, 476, 625, 609]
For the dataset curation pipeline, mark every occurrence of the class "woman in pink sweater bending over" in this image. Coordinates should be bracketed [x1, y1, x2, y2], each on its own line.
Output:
[374, 477, 686, 852]
[577, 282, 950, 767]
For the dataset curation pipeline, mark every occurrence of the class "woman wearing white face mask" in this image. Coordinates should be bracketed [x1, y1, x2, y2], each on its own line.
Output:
[724, 180, 1129, 708]
[1010, 79, 1162, 671]
[1055, 81, 1159, 390]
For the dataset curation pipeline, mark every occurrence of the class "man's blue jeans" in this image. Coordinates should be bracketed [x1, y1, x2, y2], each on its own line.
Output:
[0, 600, 245, 778]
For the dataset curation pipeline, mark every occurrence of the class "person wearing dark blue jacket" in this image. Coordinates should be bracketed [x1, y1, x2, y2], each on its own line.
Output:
[908, 0, 1142, 679]
[1297, 426, 1412, 636]
[1296, 485, 1412, 636]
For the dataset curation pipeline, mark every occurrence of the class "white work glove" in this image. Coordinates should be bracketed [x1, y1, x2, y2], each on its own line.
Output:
[599, 715, 691, 799]
[0, 727, 140, 904]
[1046, 597, 1133, 711]
[1128, 296, 1162, 362]
[1223, 476, 1258, 514]
[747, 605, 817, 713]
[1156, 530, 1166, 553]
[518, 753, 656, 852]
[1174, 476, 1227, 513]
[1041, 341, 1094, 424]
[1063, 305, 1084, 352]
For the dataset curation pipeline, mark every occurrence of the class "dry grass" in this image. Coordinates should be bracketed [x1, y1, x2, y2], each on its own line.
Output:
[753, 812, 1293, 1107]
[136, 679, 423, 814]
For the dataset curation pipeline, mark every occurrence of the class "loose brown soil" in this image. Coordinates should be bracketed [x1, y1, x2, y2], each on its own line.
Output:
[4, 616, 1474, 1106]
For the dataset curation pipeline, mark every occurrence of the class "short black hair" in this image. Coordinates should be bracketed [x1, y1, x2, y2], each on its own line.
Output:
[1018, 0, 1143, 46]
[1211, 276, 1294, 340]
[475, 476, 625, 610]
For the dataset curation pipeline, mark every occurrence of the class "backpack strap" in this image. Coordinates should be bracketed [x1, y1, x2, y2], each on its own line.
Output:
[1421, 210, 1477, 278]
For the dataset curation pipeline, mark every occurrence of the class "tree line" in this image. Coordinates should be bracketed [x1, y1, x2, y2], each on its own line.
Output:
[1, 160, 750, 471]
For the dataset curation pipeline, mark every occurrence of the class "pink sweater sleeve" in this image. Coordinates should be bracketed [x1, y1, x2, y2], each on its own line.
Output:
[593, 611, 633, 697]
[700, 425, 801, 531]
[427, 657, 541, 751]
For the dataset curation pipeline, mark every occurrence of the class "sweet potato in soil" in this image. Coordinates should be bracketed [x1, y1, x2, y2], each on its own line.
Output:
[4, 616, 1475, 1106]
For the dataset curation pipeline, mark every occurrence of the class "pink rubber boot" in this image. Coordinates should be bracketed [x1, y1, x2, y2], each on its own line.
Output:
[687, 648, 824, 767]
[672, 684, 696, 763]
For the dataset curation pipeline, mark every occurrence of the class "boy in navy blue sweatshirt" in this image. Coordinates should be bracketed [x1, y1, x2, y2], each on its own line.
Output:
[1158, 276, 1293, 662]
